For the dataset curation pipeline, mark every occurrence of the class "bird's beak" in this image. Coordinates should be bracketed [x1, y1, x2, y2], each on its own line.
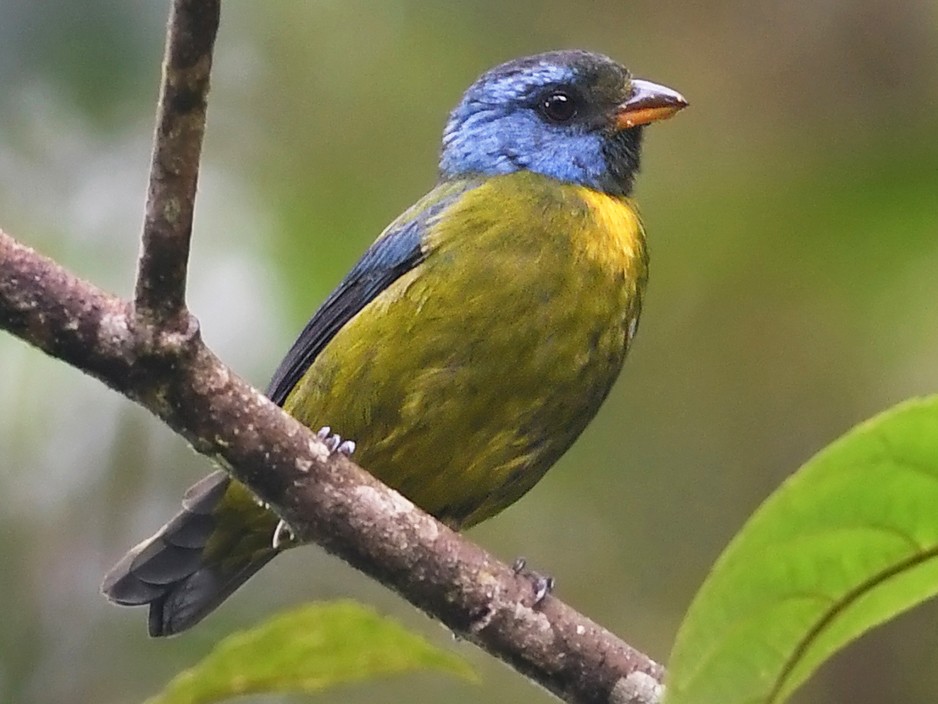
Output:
[614, 79, 688, 130]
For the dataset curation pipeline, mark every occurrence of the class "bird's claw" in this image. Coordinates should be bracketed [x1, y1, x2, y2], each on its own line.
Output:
[512, 557, 555, 606]
[272, 428, 355, 551]
[272, 519, 295, 550]
[316, 426, 356, 456]
[532, 574, 555, 604]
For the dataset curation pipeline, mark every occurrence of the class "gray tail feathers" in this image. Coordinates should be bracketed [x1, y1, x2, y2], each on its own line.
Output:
[101, 471, 278, 637]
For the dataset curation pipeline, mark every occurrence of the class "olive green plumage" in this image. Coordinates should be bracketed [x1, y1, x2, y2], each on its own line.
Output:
[101, 50, 685, 636]
[286, 173, 647, 527]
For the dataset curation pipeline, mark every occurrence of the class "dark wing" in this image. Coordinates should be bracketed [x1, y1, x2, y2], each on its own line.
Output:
[100, 182, 478, 636]
[265, 181, 474, 405]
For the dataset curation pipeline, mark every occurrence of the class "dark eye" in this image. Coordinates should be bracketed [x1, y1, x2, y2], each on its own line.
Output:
[539, 91, 577, 123]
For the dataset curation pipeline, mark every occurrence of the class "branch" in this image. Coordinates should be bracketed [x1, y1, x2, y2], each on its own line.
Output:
[0, 228, 664, 703]
[135, 0, 219, 324]
[0, 3, 665, 703]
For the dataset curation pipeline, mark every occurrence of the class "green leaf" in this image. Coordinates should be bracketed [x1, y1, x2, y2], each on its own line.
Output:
[665, 395, 938, 704]
[146, 600, 476, 704]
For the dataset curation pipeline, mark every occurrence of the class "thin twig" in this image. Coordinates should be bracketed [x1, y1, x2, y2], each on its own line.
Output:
[134, 0, 220, 324]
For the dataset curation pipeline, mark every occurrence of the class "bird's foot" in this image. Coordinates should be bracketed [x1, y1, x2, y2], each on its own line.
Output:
[272, 519, 294, 550]
[316, 426, 357, 456]
[272, 428, 356, 550]
[512, 557, 555, 606]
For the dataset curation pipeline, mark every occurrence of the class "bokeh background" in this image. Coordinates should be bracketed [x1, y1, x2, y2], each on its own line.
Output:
[1, 1, 937, 702]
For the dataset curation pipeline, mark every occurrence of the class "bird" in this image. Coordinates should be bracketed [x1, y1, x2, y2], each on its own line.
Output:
[102, 50, 687, 636]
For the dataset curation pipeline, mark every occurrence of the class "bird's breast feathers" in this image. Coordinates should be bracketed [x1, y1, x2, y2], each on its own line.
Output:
[421, 171, 648, 322]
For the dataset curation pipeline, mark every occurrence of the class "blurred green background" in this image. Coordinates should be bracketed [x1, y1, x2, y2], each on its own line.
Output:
[1, 1, 937, 702]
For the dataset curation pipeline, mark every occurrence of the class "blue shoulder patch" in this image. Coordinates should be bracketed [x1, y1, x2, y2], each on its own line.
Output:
[265, 182, 472, 405]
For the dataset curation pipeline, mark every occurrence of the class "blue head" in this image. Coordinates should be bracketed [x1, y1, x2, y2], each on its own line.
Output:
[439, 50, 686, 196]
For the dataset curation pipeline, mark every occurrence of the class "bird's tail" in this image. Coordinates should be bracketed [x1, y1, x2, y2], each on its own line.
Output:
[102, 471, 280, 637]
